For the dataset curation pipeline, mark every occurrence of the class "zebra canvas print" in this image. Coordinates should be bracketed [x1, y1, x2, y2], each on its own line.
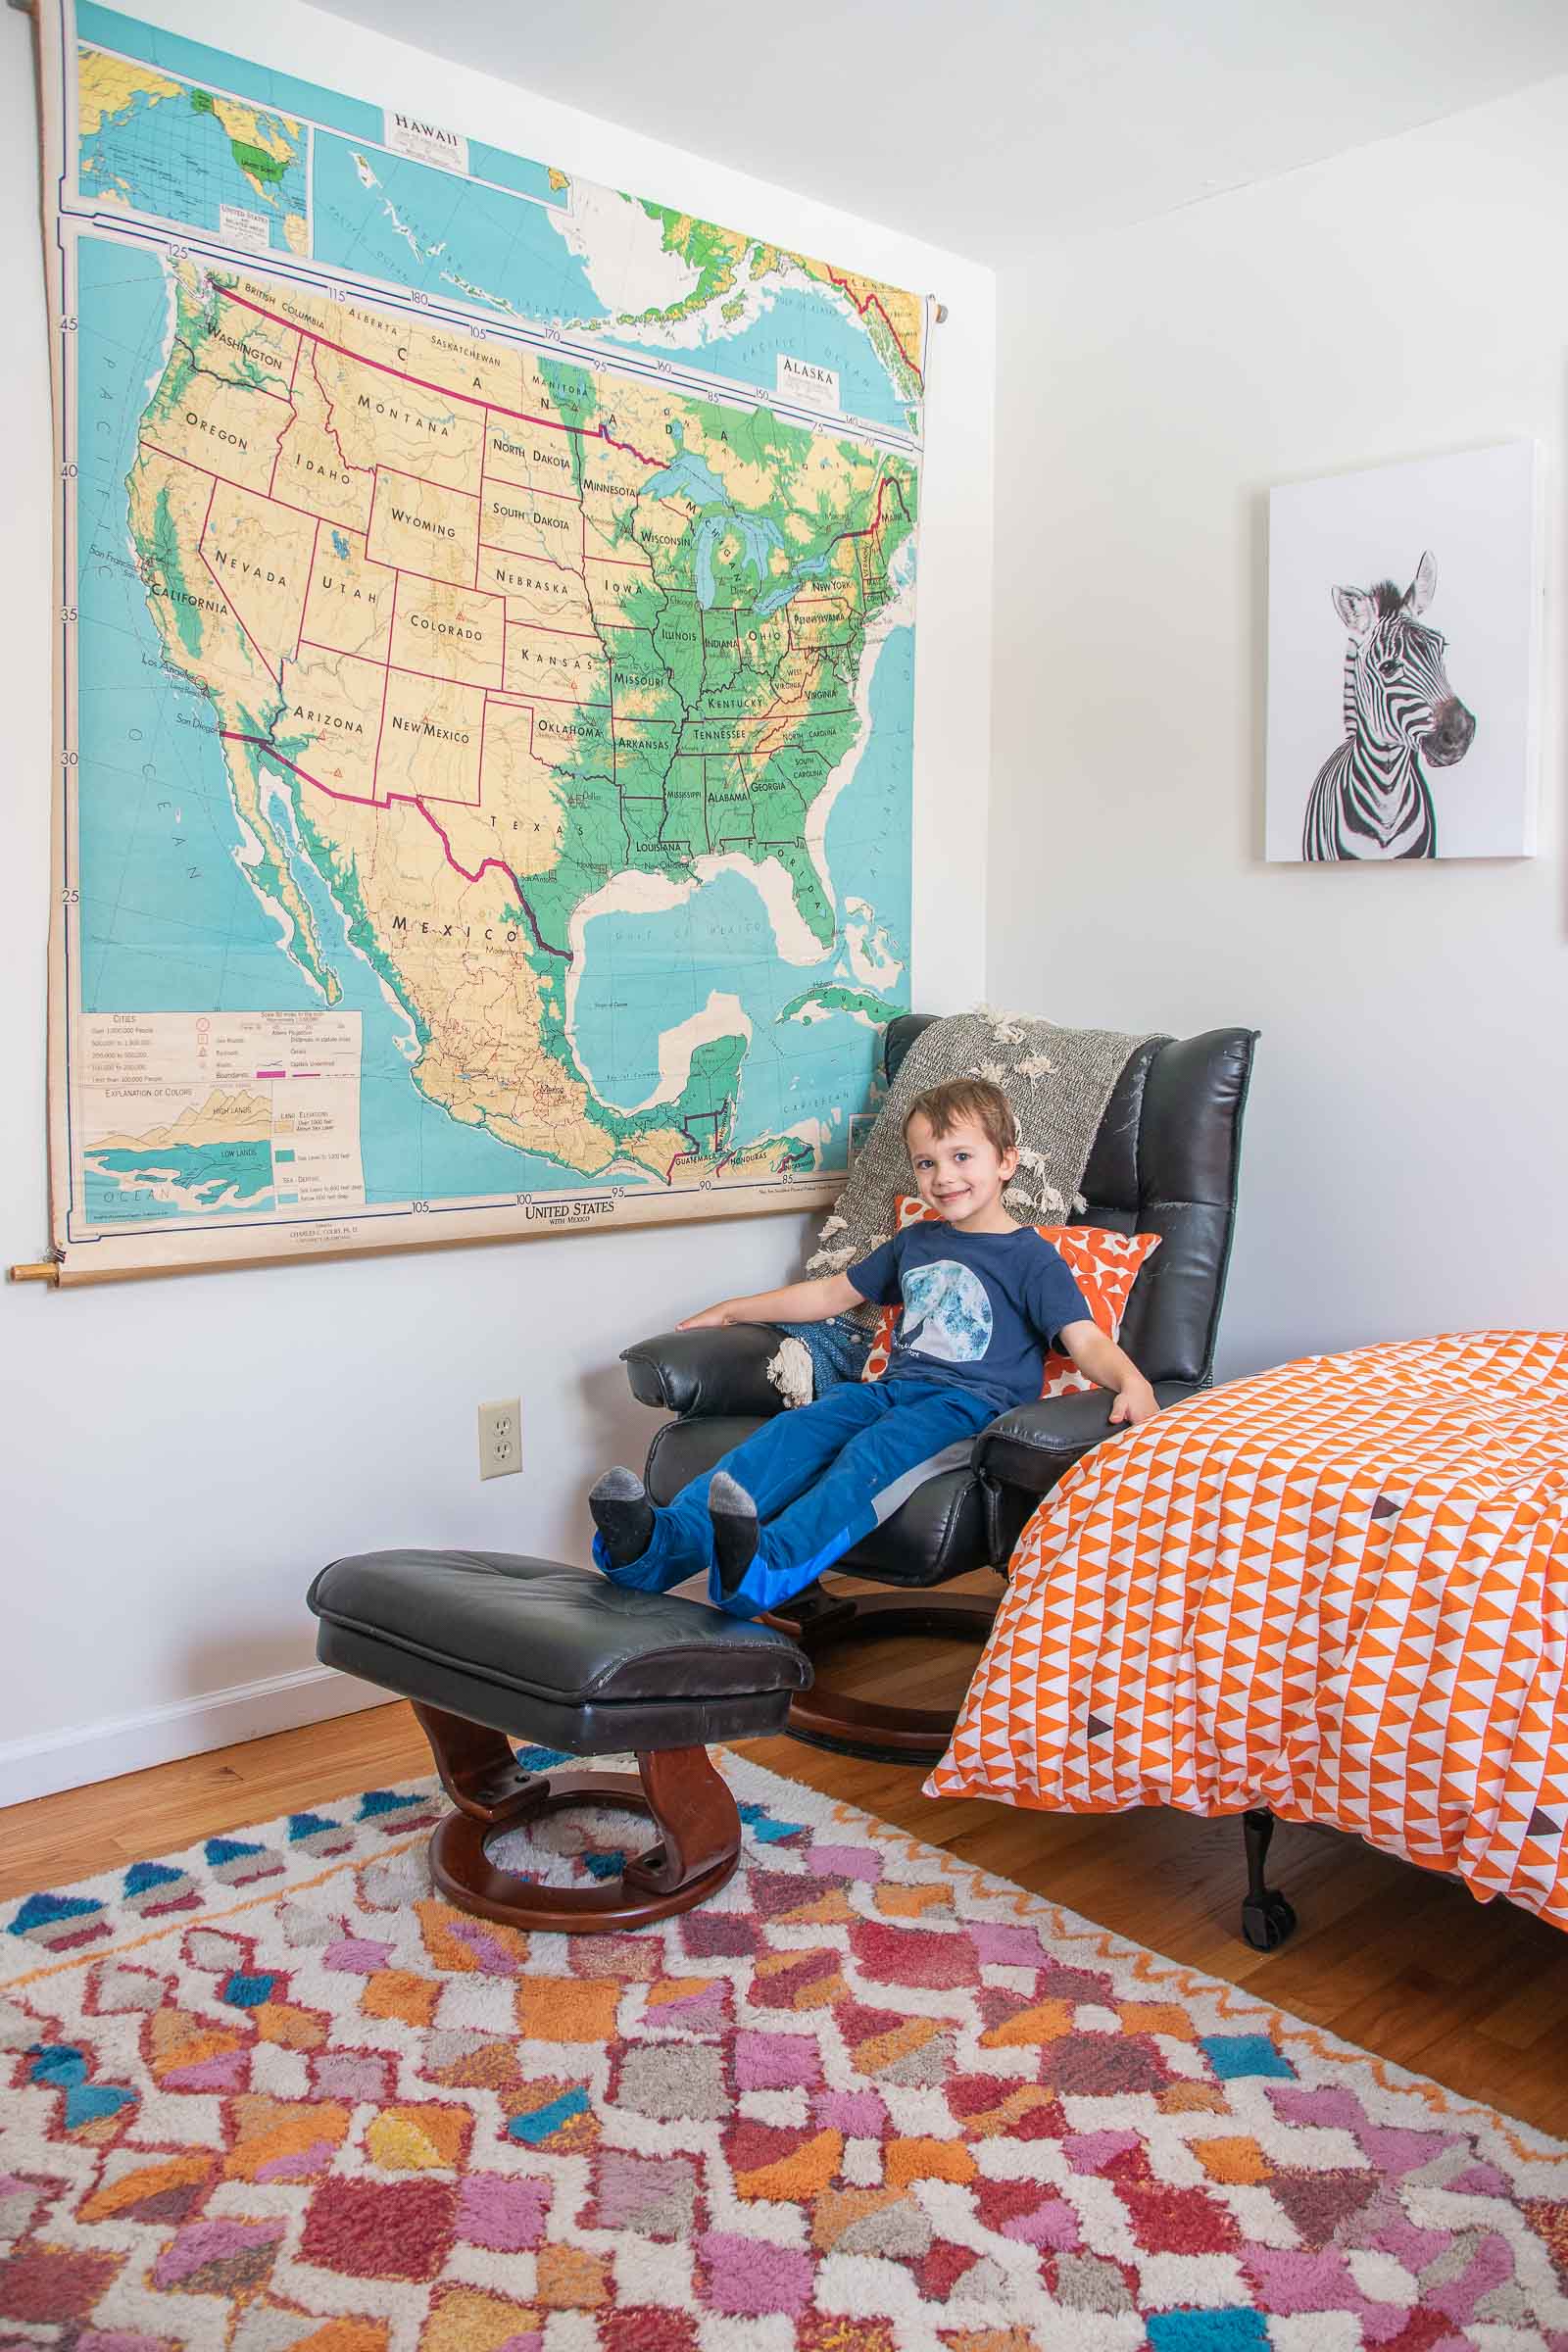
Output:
[1301, 553, 1474, 859]
[1265, 444, 1541, 863]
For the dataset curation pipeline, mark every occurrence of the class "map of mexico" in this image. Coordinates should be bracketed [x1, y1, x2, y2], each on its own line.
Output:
[35, 0, 927, 1278]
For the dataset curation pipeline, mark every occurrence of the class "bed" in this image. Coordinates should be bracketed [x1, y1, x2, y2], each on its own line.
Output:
[927, 1331, 1568, 1933]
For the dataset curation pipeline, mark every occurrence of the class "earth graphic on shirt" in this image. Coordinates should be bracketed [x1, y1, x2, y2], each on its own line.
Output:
[896, 1260, 994, 1364]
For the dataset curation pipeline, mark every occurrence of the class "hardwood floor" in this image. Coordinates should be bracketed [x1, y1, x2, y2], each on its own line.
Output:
[6, 1616, 1568, 2138]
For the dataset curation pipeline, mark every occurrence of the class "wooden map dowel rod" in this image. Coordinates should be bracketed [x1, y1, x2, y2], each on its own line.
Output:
[9, 1259, 61, 1286]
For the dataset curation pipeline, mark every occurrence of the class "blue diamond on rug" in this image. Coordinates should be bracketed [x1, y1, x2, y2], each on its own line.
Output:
[1201, 2032, 1297, 2081]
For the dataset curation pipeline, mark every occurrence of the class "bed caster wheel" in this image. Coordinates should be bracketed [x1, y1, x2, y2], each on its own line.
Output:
[1241, 1890, 1297, 1951]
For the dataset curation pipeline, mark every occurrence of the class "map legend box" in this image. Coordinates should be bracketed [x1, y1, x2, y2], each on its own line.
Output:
[75, 1013, 364, 1229]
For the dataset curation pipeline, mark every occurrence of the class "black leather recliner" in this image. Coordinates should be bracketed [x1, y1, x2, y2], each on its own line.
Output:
[619, 1014, 1258, 1768]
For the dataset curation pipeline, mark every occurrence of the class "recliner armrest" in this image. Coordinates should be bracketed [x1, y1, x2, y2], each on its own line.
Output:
[975, 1382, 1198, 1496]
[621, 1326, 789, 1419]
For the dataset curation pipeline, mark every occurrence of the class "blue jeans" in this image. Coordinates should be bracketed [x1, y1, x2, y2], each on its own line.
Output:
[593, 1377, 999, 1617]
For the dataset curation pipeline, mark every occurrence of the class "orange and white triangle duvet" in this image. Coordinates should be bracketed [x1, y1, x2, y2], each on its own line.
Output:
[926, 1331, 1568, 1927]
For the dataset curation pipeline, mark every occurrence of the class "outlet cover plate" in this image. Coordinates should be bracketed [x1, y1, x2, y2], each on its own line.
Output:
[478, 1396, 521, 1480]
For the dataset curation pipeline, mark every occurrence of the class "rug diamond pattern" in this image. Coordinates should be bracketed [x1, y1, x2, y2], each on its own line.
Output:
[4, 1754, 1568, 2348]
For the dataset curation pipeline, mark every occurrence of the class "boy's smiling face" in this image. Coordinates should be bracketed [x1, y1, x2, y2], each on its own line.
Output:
[906, 1110, 1019, 1233]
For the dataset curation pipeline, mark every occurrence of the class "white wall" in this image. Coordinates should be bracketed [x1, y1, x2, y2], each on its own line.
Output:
[0, 0, 996, 1799]
[987, 76, 1568, 1379]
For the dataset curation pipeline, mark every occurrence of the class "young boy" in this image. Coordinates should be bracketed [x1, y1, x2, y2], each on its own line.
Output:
[589, 1079, 1158, 1618]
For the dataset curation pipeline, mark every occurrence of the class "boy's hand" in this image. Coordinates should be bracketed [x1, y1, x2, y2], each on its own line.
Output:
[1057, 1321, 1157, 1428]
[1109, 1375, 1159, 1428]
[677, 1302, 733, 1331]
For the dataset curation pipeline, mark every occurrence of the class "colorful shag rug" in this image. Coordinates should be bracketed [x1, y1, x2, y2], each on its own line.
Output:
[5, 1751, 1568, 2351]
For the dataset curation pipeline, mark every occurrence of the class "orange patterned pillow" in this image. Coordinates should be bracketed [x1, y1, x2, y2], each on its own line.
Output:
[860, 1197, 1160, 1396]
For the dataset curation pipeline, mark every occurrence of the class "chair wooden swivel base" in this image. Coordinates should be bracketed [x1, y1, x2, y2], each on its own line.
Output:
[762, 1582, 1005, 1764]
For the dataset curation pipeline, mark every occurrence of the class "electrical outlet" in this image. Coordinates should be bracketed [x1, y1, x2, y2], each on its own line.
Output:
[477, 1396, 521, 1480]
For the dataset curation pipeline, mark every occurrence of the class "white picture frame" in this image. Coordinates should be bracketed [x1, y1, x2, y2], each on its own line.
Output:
[1265, 442, 1542, 861]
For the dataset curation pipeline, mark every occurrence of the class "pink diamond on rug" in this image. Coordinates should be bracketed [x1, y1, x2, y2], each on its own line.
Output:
[699, 2229, 814, 2316]
[735, 2028, 821, 2088]
[457, 2170, 551, 2250]
[5, 1748, 1568, 2346]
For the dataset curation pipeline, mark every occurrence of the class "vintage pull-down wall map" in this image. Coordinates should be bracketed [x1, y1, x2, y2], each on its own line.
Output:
[33, 0, 925, 1278]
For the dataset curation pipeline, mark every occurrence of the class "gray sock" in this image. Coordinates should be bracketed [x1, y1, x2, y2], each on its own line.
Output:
[709, 1470, 760, 1597]
[589, 1465, 655, 1571]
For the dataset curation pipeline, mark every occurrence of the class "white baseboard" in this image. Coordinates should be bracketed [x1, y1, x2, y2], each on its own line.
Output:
[0, 1666, 394, 1810]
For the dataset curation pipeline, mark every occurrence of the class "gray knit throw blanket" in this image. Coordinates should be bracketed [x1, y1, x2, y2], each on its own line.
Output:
[808, 1005, 1162, 1298]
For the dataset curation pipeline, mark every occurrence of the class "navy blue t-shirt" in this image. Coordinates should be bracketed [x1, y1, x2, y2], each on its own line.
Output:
[847, 1222, 1092, 1412]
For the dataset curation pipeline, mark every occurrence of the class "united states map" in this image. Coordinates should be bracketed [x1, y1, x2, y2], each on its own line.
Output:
[38, 0, 925, 1278]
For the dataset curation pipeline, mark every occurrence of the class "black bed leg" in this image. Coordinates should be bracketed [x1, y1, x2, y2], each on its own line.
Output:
[1240, 1807, 1298, 1951]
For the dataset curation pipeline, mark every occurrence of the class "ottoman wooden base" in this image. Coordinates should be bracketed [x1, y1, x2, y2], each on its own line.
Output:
[414, 1702, 741, 1934]
[308, 1547, 809, 1936]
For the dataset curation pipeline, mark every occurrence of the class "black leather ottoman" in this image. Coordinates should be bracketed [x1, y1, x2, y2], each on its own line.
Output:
[308, 1548, 810, 1934]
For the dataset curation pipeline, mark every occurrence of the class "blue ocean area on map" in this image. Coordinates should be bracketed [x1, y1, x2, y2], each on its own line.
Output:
[310, 134, 584, 307]
[569, 627, 914, 1170]
[74, 235, 587, 1218]
[466, 140, 566, 207]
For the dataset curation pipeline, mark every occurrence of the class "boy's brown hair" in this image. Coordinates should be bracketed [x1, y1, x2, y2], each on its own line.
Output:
[903, 1077, 1017, 1158]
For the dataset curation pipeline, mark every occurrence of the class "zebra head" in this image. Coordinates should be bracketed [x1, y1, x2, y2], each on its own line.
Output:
[1333, 552, 1476, 770]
